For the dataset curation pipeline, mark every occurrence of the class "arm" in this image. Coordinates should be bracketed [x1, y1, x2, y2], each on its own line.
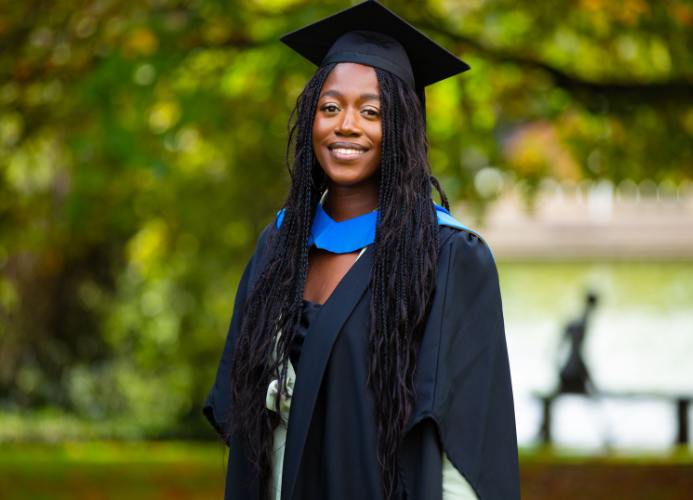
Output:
[433, 230, 520, 500]
[202, 255, 254, 442]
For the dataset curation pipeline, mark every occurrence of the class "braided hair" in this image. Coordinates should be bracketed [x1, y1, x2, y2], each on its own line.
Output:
[228, 63, 449, 500]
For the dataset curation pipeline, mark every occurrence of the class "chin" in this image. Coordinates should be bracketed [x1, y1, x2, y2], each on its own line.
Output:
[321, 163, 378, 186]
[323, 170, 367, 186]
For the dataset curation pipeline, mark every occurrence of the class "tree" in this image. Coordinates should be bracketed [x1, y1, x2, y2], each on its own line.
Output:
[0, 0, 690, 437]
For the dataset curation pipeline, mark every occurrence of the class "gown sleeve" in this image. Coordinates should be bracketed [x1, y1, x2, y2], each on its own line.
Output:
[202, 255, 254, 442]
[433, 230, 520, 499]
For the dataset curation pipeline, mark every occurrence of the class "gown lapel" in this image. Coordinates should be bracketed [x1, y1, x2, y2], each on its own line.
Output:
[280, 246, 373, 500]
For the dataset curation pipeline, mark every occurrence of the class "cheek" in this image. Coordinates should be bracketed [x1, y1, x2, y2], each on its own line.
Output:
[312, 118, 327, 145]
[370, 127, 383, 157]
[370, 123, 383, 151]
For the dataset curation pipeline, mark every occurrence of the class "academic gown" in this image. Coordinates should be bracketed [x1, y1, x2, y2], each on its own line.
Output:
[203, 213, 520, 500]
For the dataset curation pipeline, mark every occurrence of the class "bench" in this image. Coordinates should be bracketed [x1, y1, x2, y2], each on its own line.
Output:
[533, 392, 691, 446]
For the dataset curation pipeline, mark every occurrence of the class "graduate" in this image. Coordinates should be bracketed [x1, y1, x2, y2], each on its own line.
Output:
[203, 2, 520, 499]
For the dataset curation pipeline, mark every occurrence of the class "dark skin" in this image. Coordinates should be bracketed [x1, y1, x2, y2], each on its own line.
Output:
[304, 63, 382, 304]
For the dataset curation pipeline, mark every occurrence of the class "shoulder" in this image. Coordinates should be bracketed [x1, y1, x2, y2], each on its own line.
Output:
[433, 213, 504, 339]
[435, 206, 495, 273]
[244, 216, 280, 290]
[254, 207, 287, 256]
[255, 218, 277, 256]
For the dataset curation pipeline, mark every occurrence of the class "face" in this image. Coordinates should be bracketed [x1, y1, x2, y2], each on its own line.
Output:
[312, 63, 382, 187]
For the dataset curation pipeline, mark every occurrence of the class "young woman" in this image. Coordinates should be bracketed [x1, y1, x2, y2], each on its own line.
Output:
[204, 2, 520, 500]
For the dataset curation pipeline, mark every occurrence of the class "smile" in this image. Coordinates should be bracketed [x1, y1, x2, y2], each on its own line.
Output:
[328, 143, 369, 161]
[332, 148, 363, 155]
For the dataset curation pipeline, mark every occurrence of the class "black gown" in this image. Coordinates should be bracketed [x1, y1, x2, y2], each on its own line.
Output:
[290, 299, 321, 368]
[203, 222, 520, 500]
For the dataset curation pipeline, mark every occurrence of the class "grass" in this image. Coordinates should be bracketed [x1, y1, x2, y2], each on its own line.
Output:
[0, 441, 226, 500]
[1, 441, 692, 499]
[518, 446, 693, 500]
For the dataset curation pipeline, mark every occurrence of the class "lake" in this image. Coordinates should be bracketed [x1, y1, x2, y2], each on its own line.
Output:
[498, 261, 693, 450]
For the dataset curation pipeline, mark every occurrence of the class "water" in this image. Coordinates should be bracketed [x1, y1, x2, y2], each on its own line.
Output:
[498, 261, 693, 450]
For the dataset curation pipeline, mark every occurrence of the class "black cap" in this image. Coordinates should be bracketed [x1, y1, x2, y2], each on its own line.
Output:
[279, 0, 470, 95]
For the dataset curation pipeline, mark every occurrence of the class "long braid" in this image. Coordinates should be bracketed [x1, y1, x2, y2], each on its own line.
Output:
[371, 68, 446, 499]
[227, 64, 334, 498]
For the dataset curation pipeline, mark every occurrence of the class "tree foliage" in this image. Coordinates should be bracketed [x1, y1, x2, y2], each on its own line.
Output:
[0, 0, 691, 437]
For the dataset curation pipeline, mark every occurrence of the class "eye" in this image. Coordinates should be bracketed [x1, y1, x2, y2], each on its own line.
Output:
[322, 104, 339, 113]
[363, 108, 380, 117]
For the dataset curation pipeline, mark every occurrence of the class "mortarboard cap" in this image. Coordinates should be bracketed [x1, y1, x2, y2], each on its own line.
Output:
[280, 0, 470, 97]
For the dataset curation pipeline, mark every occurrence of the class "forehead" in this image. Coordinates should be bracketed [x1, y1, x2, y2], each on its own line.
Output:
[321, 63, 380, 95]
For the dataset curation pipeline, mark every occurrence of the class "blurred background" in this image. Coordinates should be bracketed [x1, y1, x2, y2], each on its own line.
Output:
[1, 0, 691, 498]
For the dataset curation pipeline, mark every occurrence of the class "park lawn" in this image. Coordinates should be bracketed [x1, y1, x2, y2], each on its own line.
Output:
[0, 442, 692, 499]
[0, 441, 226, 500]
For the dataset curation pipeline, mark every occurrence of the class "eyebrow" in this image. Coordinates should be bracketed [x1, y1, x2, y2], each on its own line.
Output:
[360, 93, 380, 101]
[319, 90, 381, 101]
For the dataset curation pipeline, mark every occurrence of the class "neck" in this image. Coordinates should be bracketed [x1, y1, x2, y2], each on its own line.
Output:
[323, 175, 380, 222]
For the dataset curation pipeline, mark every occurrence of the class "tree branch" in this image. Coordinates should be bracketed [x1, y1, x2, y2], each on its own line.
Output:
[419, 21, 693, 112]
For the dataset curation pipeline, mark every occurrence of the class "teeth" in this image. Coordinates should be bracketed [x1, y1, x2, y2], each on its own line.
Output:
[332, 148, 363, 155]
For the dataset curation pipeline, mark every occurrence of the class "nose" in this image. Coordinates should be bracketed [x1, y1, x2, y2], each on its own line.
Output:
[335, 107, 361, 137]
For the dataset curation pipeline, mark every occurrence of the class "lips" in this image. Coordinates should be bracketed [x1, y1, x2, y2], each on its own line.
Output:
[328, 142, 369, 161]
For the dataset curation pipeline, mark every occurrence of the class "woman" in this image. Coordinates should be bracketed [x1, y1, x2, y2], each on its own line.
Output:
[204, 2, 520, 500]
